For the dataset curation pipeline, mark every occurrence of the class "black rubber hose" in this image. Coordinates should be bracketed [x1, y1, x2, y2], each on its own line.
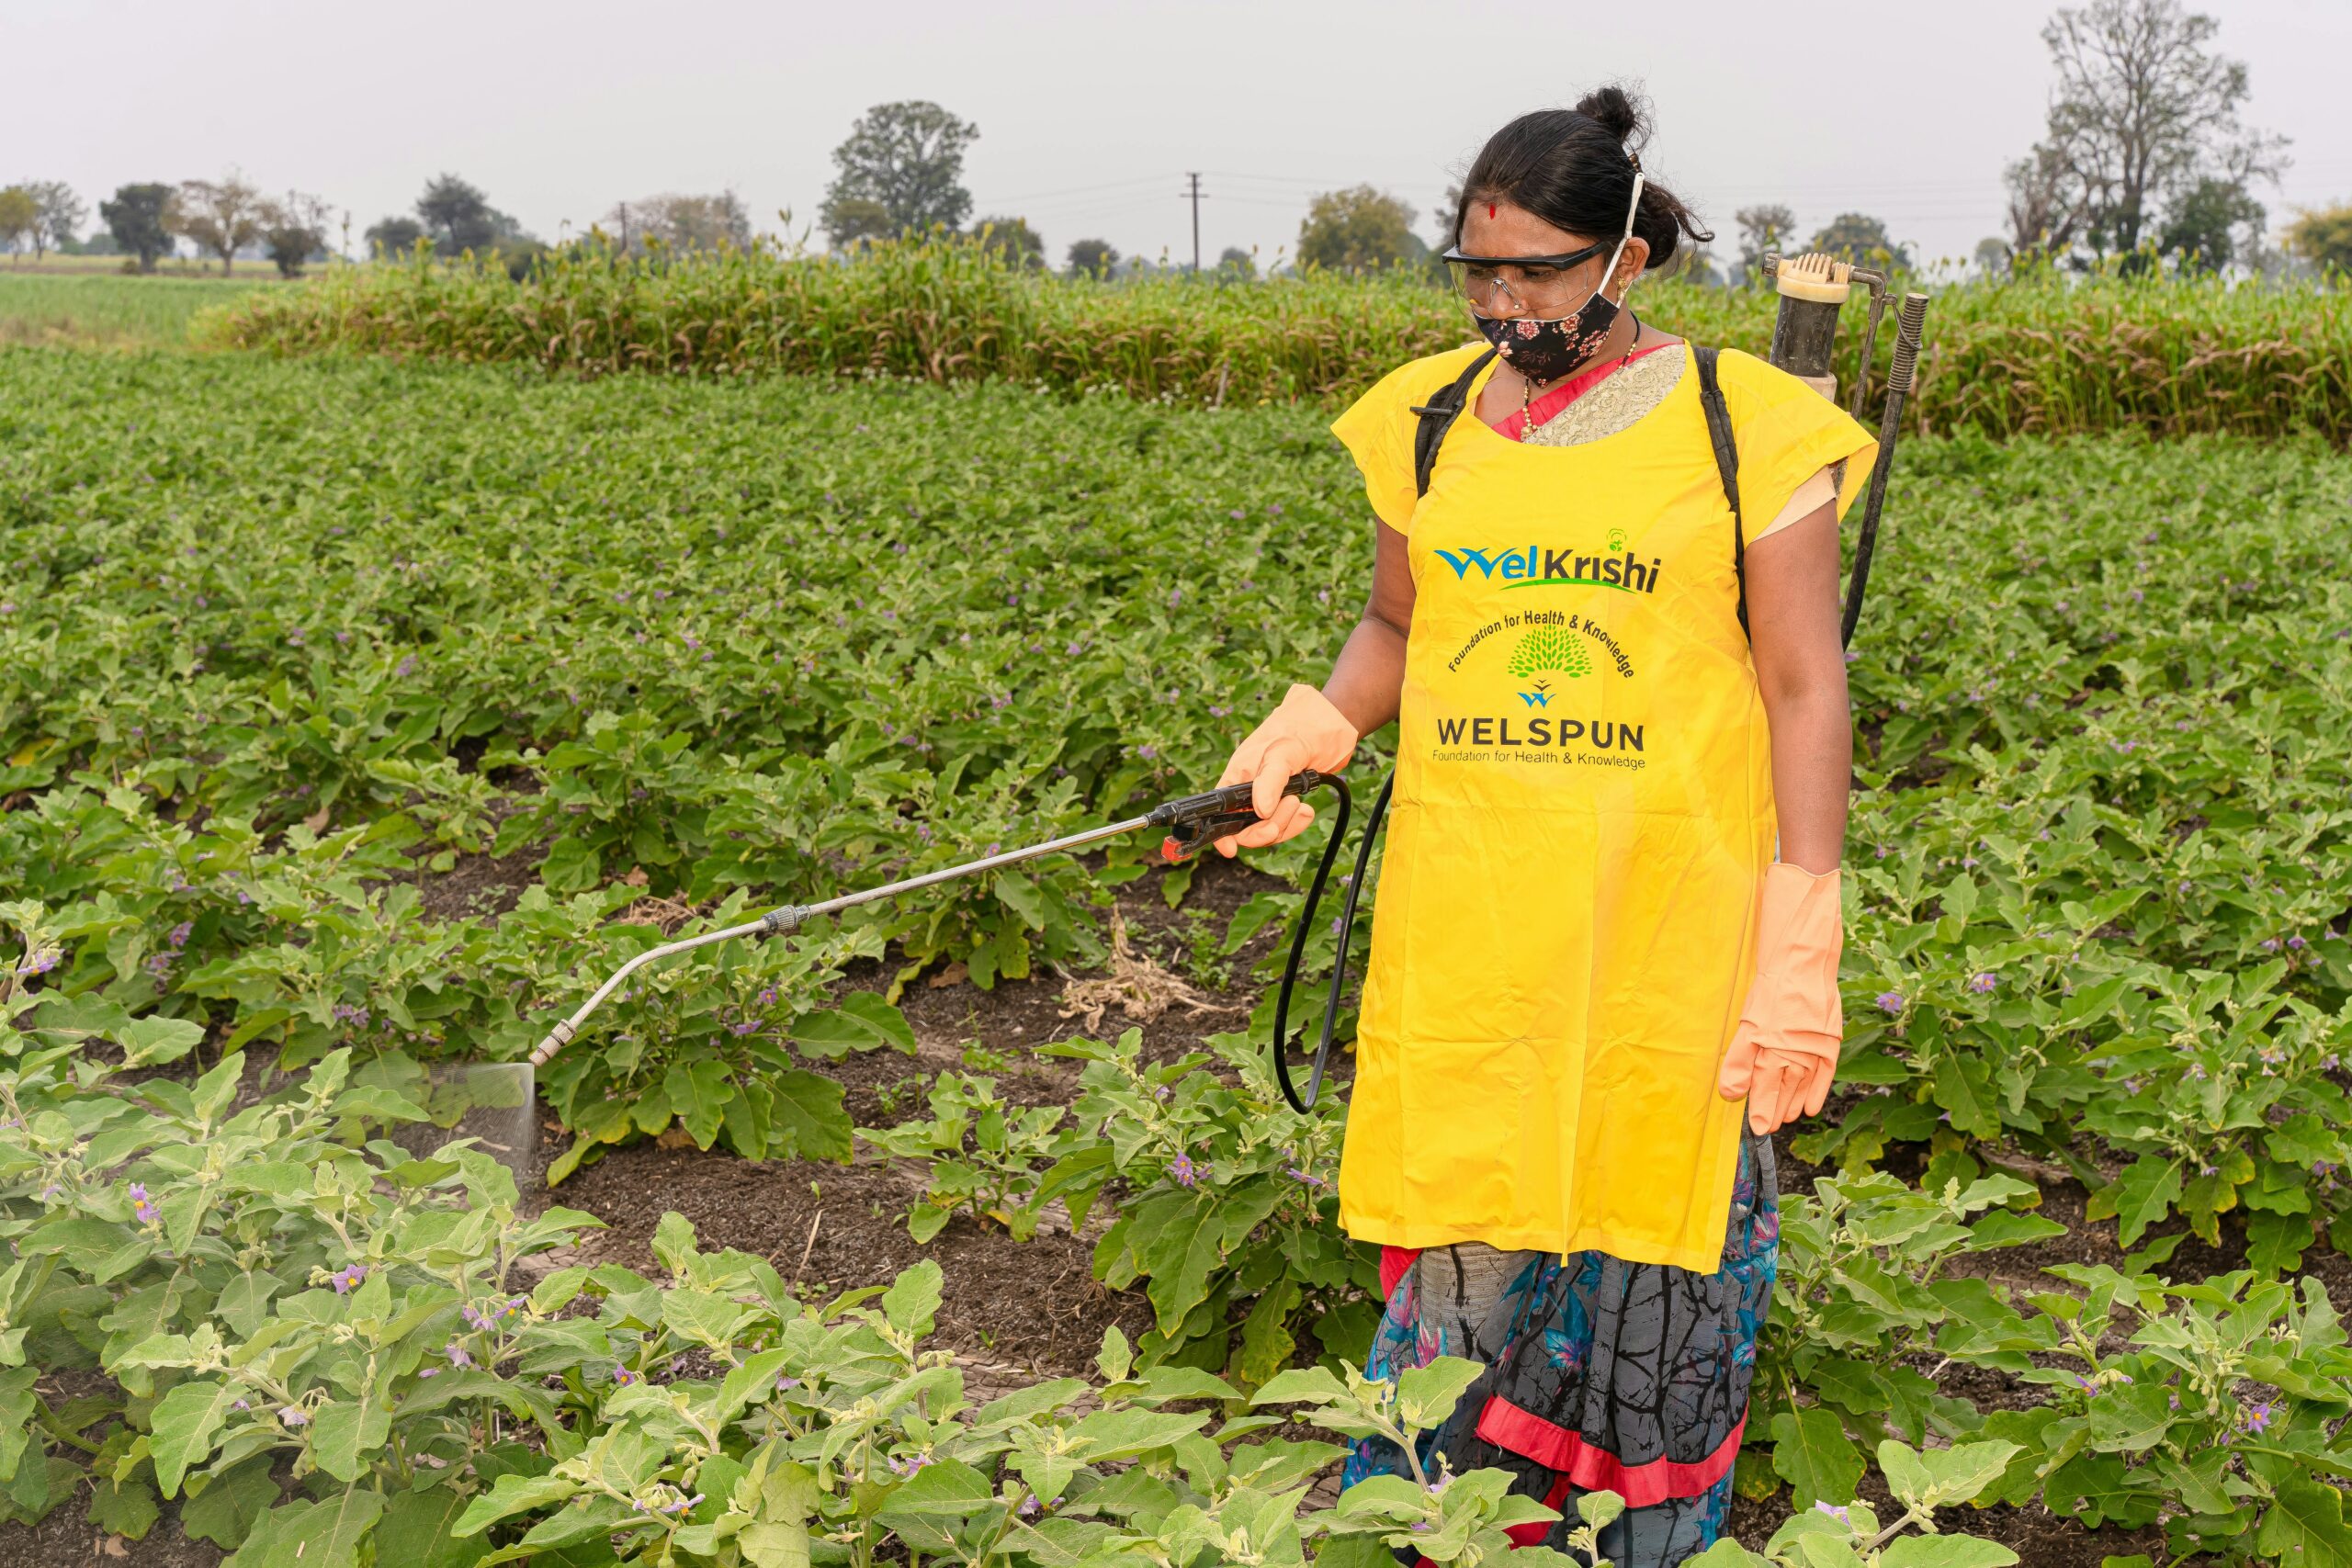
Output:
[1270, 771, 1392, 1114]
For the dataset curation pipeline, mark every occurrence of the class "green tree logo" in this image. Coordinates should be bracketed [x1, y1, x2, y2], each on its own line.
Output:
[1508, 625, 1590, 682]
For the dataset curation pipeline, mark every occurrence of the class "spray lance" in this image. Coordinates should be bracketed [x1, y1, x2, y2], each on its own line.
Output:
[521, 769, 1355, 1063]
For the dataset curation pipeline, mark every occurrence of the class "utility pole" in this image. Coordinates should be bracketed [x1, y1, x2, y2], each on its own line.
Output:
[1182, 173, 1204, 273]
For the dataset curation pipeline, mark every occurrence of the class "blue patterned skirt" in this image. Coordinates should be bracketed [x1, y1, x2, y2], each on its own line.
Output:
[1341, 1129, 1778, 1566]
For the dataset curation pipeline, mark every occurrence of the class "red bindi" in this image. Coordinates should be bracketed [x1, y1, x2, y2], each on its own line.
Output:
[1487, 203, 1497, 219]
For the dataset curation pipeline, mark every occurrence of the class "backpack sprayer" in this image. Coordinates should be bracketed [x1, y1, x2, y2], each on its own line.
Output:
[441, 255, 1930, 1184]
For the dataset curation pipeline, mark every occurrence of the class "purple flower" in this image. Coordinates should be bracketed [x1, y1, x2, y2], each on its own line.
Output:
[278, 1405, 309, 1427]
[1970, 972, 1997, 994]
[1875, 991, 1905, 1015]
[613, 1364, 639, 1386]
[888, 1452, 932, 1478]
[729, 1020, 758, 1036]
[2242, 1400, 2276, 1435]
[330, 1263, 367, 1295]
[1288, 1167, 1327, 1187]
[2261, 939, 2280, 953]
[129, 1183, 159, 1225]
[1170, 1152, 1198, 1189]
[168, 922, 193, 949]
[446, 1341, 474, 1369]
[757, 988, 778, 1007]
[775, 1374, 800, 1392]
[394, 655, 417, 678]
[1814, 1501, 1850, 1525]
[2289, 935, 2308, 951]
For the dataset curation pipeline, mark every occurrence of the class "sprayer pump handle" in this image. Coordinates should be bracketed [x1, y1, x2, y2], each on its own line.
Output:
[1148, 769, 1333, 861]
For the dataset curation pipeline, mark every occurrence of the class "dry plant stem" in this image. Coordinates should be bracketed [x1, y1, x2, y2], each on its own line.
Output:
[796, 1209, 823, 1280]
[1056, 907, 1240, 1032]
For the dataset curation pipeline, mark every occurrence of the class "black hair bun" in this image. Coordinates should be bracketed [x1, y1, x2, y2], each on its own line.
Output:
[1571, 85, 1648, 152]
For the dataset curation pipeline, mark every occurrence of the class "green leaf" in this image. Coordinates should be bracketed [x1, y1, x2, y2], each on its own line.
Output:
[537, 835, 602, 893]
[118, 1016, 206, 1066]
[873, 1455, 993, 1516]
[225, 1488, 385, 1568]
[1396, 1357, 1485, 1430]
[652, 1211, 700, 1276]
[1770, 1407, 1864, 1510]
[86, 1472, 161, 1540]
[182, 1457, 279, 1548]
[790, 992, 915, 1057]
[993, 869, 1047, 931]
[1096, 1325, 1133, 1384]
[662, 1289, 751, 1351]
[882, 1260, 944, 1337]
[1878, 1539, 2019, 1568]
[1931, 1053, 2000, 1140]
[664, 1059, 734, 1148]
[2256, 1479, 2352, 1567]
[308, 1398, 390, 1484]
[2105, 1158, 2184, 1247]
[371, 1486, 479, 1568]
[1065, 1406, 1210, 1461]
[765, 1069, 853, 1161]
[150, 1378, 241, 1498]
[452, 1472, 579, 1537]
[1688, 1542, 1771, 1566]
[1252, 1367, 1349, 1406]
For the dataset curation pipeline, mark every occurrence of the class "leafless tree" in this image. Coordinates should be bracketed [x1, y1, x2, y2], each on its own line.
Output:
[168, 174, 265, 275]
[17, 180, 86, 260]
[258, 192, 333, 277]
[2020, 0, 2287, 260]
[1734, 205, 1796, 277]
[604, 192, 753, 254]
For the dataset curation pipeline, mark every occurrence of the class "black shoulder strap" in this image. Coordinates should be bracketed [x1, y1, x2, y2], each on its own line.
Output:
[1692, 346, 1748, 637]
[1408, 346, 1498, 499]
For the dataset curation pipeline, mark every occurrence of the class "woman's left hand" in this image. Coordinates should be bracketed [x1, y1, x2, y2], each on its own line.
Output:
[1717, 1034, 1837, 1135]
[1717, 863, 1845, 1135]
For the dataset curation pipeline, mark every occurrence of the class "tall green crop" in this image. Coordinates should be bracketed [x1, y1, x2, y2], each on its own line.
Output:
[201, 236, 2352, 442]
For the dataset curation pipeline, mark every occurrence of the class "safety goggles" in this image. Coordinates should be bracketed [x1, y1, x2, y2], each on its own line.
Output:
[1444, 169, 1646, 315]
[1440, 242, 1611, 313]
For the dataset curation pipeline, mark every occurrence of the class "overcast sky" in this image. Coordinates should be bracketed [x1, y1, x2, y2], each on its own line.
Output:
[14, 0, 2348, 269]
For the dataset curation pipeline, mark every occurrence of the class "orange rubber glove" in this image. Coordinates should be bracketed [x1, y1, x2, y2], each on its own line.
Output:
[1716, 862, 1844, 1135]
[1212, 684, 1357, 857]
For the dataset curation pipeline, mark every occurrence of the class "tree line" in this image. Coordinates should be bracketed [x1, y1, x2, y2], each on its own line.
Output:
[810, 0, 2347, 283]
[8, 0, 2346, 286]
[0, 171, 756, 281]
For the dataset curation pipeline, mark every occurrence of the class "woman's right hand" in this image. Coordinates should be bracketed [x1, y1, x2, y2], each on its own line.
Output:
[1212, 684, 1359, 857]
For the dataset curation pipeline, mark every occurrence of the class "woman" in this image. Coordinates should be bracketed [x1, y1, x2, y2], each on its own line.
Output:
[1215, 89, 1873, 1565]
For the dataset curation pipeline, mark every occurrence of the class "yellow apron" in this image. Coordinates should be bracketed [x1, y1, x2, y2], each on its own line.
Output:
[1331, 343, 1874, 1273]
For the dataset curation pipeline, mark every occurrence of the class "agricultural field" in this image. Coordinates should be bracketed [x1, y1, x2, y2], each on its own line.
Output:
[0, 272, 275, 351]
[2, 329, 2351, 1568]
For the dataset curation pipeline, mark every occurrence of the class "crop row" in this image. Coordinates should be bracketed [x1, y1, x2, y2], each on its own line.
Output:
[5, 349, 2352, 1557]
[198, 236, 2352, 443]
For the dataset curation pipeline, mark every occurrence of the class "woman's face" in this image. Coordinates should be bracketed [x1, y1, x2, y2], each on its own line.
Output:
[1454, 197, 1646, 320]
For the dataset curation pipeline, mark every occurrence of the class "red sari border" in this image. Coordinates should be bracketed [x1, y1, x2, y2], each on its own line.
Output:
[1474, 1394, 1747, 1509]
